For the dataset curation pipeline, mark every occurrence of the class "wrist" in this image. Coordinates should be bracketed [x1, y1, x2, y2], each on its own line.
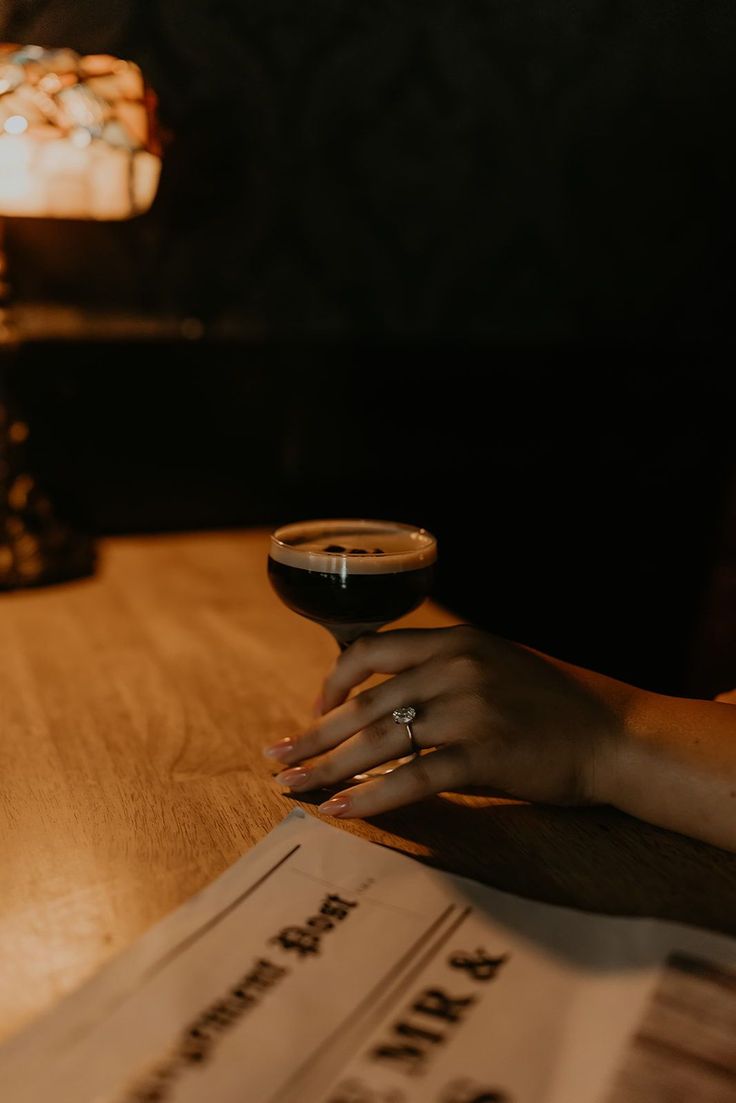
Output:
[574, 670, 736, 849]
[587, 683, 653, 808]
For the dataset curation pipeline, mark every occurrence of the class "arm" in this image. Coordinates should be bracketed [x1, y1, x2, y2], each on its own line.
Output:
[600, 689, 736, 851]
[263, 626, 736, 853]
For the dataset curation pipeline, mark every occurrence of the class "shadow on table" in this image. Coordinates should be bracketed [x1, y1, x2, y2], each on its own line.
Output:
[356, 793, 736, 940]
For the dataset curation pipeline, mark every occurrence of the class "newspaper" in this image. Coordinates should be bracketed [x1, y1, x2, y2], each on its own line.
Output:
[1, 809, 735, 1103]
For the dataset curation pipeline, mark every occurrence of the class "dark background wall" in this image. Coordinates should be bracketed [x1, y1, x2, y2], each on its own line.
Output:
[3, 0, 736, 339]
[1, 1, 735, 698]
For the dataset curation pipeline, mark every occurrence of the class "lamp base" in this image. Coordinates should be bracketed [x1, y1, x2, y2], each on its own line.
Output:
[1, 379, 95, 590]
[0, 222, 96, 591]
[0, 510, 95, 591]
[0, 394, 95, 590]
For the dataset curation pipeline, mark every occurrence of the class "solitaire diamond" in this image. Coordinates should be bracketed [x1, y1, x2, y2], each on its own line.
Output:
[392, 706, 417, 725]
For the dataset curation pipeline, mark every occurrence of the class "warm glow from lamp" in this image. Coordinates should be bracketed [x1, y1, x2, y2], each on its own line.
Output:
[0, 44, 161, 220]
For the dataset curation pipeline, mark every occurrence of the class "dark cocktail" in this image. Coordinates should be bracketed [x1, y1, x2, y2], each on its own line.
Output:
[268, 519, 437, 649]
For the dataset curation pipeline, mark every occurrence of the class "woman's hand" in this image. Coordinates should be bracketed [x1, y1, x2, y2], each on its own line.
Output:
[263, 626, 637, 819]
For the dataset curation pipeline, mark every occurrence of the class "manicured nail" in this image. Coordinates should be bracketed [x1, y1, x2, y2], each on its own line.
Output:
[274, 767, 311, 789]
[318, 796, 351, 818]
[263, 737, 294, 760]
[312, 693, 324, 717]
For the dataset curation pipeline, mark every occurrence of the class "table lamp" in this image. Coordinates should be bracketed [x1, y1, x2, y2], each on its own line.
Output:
[0, 44, 161, 588]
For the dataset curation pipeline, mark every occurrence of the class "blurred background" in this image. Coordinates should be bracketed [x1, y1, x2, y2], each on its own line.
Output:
[1, 0, 735, 697]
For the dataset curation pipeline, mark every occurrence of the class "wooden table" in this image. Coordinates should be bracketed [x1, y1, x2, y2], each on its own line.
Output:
[2, 530, 736, 1045]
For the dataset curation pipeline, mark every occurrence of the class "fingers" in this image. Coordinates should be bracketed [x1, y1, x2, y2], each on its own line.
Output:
[274, 713, 412, 792]
[320, 628, 462, 713]
[266, 660, 445, 767]
[317, 743, 473, 818]
[273, 694, 470, 792]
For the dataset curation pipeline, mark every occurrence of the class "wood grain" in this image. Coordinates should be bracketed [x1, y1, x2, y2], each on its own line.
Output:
[1, 530, 735, 1044]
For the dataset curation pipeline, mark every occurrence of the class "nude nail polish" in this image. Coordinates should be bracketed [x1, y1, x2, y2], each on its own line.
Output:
[263, 738, 294, 760]
[275, 767, 311, 789]
[318, 796, 351, 817]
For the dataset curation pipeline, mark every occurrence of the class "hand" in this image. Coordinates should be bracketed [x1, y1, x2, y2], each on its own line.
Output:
[264, 626, 637, 819]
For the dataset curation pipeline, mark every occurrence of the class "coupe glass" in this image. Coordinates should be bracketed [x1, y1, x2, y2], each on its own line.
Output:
[268, 518, 437, 776]
[268, 518, 436, 648]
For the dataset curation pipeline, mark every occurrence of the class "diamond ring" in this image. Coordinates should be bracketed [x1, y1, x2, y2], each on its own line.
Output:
[392, 706, 419, 756]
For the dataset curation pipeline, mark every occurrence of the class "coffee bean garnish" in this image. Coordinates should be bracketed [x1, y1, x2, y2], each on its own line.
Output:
[322, 544, 385, 555]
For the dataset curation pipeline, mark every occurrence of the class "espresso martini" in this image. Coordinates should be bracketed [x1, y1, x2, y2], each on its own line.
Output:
[268, 519, 437, 648]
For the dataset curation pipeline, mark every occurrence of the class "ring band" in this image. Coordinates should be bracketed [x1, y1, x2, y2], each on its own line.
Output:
[392, 706, 419, 756]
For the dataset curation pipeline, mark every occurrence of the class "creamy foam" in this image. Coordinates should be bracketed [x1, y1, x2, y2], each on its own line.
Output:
[269, 519, 437, 575]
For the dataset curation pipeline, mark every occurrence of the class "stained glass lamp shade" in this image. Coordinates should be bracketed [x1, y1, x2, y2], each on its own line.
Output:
[0, 44, 160, 220]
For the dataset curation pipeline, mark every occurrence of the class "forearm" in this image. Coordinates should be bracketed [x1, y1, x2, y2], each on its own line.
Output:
[598, 691, 736, 852]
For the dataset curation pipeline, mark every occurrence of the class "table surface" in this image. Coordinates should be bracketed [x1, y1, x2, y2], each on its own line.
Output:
[2, 530, 736, 1045]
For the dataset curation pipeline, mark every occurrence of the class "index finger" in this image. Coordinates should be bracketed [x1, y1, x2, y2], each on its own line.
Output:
[321, 627, 460, 713]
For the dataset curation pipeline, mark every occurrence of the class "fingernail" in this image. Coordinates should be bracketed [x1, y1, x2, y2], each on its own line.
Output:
[318, 796, 351, 818]
[312, 694, 324, 717]
[274, 767, 311, 789]
[263, 737, 294, 760]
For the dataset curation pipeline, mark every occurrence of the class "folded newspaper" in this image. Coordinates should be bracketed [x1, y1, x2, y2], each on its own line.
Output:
[2, 810, 735, 1103]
